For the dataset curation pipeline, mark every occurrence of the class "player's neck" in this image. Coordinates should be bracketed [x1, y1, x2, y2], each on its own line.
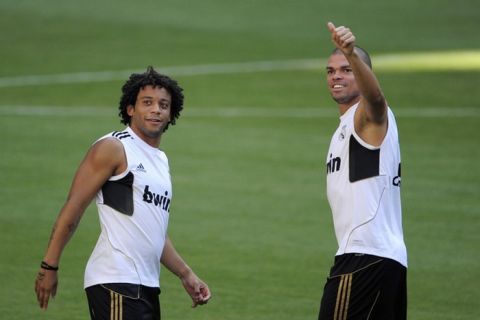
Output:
[338, 102, 353, 116]
[129, 126, 162, 148]
[337, 96, 361, 115]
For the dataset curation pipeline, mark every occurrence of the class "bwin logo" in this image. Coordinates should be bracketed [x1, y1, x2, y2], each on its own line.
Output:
[143, 185, 171, 212]
[327, 153, 341, 174]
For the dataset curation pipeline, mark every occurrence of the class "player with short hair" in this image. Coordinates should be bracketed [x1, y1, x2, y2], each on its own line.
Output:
[318, 22, 407, 319]
[34, 66, 211, 319]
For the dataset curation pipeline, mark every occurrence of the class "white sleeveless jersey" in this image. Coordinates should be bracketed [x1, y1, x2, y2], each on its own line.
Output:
[84, 127, 172, 288]
[326, 103, 407, 267]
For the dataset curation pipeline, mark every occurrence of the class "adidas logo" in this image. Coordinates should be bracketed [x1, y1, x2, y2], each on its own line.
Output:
[136, 163, 146, 173]
[112, 131, 132, 140]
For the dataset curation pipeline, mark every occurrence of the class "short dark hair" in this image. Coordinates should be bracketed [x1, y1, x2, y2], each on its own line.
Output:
[118, 66, 184, 131]
[331, 46, 372, 69]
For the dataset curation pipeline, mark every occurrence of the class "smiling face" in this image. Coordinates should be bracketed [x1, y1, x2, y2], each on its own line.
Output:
[326, 53, 361, 109]
[127, 85, 172, 147]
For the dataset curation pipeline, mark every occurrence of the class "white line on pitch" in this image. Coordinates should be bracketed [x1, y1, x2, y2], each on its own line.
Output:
[0, 59, 323, 88]
[0, 50, 478, 88]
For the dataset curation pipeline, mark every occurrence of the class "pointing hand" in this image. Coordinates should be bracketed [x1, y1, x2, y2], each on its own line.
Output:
[327, 21, 356, 56]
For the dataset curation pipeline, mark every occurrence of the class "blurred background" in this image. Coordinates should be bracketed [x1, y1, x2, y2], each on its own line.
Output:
[1, 0, 479, 319]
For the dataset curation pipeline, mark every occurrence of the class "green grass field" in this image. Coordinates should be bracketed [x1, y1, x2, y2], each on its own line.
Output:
[1, 0, 479, 319]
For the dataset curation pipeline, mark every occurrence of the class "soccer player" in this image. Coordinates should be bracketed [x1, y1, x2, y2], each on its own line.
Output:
[34, 66, 211, 319]
[318, 22, 407, 319]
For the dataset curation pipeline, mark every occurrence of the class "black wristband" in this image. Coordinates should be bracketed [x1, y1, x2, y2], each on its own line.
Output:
[41, 261, 59, 271]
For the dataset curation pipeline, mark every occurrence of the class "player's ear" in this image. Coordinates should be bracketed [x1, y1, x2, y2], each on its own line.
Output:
[127, 105, 135, 117]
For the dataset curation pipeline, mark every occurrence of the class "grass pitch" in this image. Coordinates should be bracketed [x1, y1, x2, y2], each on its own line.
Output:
[1, 1, 479, 319]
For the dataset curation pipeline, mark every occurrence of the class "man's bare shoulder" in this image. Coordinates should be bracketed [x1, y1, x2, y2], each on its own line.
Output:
[93, 136, 124, 150]
[87, 137, 126, 168]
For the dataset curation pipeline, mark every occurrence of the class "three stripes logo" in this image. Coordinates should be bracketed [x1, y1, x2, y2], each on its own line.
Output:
[112, 131, 131, 140]
[334, 273, 352, 320]
[110, 290, 123, 320]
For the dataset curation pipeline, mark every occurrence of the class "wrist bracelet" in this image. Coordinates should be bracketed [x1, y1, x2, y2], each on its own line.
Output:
[41, 261, 59, 271]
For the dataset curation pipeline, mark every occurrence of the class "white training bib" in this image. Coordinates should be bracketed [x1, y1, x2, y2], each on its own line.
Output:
[326, 103, 407, 267]
[85, 127, 172, 288]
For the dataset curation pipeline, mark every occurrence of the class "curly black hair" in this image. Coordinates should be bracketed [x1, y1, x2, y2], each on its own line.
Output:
[118, 66, 184, 131]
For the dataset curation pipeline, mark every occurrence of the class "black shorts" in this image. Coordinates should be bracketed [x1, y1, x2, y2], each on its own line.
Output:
[85, 283, 161, 320]
[318, 253, 407, 320]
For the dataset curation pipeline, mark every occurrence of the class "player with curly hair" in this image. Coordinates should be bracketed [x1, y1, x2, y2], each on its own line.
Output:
[35, 66, 211, 319]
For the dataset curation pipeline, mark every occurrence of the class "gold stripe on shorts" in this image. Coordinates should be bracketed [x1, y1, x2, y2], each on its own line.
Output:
[333, 273, 353, 320]
[110, 290, 123, 320]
